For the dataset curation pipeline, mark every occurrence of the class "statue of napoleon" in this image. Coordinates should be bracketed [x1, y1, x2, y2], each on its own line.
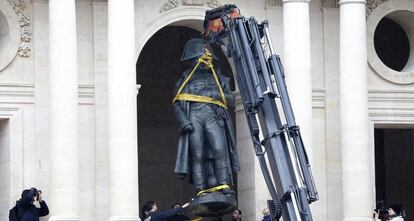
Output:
[172, 38, 240, 216]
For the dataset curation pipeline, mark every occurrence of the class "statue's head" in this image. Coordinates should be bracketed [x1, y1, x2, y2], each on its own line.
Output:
[180, 38, 217, 62]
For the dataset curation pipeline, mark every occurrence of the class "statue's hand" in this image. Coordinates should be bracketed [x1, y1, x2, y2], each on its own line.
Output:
[181, 124, 194, 134]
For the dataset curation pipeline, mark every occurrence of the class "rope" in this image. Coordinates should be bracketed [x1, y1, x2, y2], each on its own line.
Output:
[196, 184, 231, 196]
[173, 51, 227, 109]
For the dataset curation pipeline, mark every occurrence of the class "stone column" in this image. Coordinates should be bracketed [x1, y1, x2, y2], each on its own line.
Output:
[48, 0, 79, 220]
[282, 0, 313, 160]
[107, 0, 139, 220]
[339, 0, 373, 220]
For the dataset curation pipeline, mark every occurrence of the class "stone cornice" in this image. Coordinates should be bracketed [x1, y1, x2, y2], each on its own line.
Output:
[338, 0, 366, 4]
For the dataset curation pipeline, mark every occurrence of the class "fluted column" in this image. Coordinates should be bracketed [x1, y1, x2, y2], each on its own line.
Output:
[108, 0, 139, 220]
[282, 0, 313, 160]
[339, 0, 373, 220]
[48, 0, 79, 220]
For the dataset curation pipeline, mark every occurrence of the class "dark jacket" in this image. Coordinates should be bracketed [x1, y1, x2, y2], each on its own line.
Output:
[145, 208, 182, 221]
[18, 202, 49, 221]
[166, 214, 190, 221]
[262, 215, 271, 221]
[16, 190, 49, 221]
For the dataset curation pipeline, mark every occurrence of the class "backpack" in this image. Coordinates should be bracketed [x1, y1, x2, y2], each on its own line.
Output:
[9, 204, 27, 221]
[9, 205, 20, 221]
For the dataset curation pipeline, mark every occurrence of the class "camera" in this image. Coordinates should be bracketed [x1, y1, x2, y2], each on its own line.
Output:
[30, 187, 41, 201]
[374, 201, 389, 221]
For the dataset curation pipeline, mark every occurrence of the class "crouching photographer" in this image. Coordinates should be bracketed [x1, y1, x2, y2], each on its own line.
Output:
[9, 187, 49, 221]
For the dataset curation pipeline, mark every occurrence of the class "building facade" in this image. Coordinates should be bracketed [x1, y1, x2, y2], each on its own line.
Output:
[0, 0, 413, 221]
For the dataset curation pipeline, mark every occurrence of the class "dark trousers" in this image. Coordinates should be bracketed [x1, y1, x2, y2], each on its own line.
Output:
[189, 105, 229, 189]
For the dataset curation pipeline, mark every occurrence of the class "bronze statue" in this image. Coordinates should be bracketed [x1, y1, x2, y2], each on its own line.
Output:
[173, 38, 239, 217]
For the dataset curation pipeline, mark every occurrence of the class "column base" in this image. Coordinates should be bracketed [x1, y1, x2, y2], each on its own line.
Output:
[48, 216, 80, 221]
[109, 216, 140, 221]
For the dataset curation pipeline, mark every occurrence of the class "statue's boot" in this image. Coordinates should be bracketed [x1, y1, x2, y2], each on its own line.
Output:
[193, 171, 207, 195]
[215, 167, 234, 195]
[190, 167, 237, 217]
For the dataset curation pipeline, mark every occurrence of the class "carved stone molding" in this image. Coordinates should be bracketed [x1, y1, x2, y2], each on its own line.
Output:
[17, 44, 30, 57]
[160, 0, 221, 13]
[367, 0, 388, 16]
[21, 28, 31, 42]
[323, 0, 339, 8]
[206, 0, 219, 8]
[19, 14, 31, 26]
[160, 0, 179, 13]
[7, 0, 32, 58]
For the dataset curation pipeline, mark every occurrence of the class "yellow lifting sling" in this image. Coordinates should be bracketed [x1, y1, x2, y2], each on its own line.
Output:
[173, 51, 228, 109]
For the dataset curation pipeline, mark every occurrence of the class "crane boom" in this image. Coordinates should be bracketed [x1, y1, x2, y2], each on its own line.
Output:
[204, 5, 319, 221]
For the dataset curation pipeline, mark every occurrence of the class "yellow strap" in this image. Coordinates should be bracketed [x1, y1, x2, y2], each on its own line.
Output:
[174, 93, 227, 109]
[173, 51, 227, 108]
[196, 184, 230, 196]
[191, 217, 202, 221]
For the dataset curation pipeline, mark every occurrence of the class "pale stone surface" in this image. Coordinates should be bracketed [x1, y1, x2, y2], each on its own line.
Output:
[0, 0, 20, 72]
[108, 0, 139, 220]
[0, 119, 10, 220]
[33, 2, 51, 209]
[235, 102, 270, 221]
[322, 7, 343, 221]
[48, 0, 80, 220]
[283, 0, 314, 163]
[92, 2, 110, 221]
[339, 1, 374, 221]
[0, 0, 414, 220]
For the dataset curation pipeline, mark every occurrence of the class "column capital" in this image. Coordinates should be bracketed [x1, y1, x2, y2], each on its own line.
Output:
[339, 0, 366, 5]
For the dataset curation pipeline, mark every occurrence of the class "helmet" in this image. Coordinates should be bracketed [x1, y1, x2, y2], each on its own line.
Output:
[180, 38, 217, 61]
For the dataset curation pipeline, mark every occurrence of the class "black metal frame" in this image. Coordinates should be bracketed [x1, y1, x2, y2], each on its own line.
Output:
[204, 5, 319, 221]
